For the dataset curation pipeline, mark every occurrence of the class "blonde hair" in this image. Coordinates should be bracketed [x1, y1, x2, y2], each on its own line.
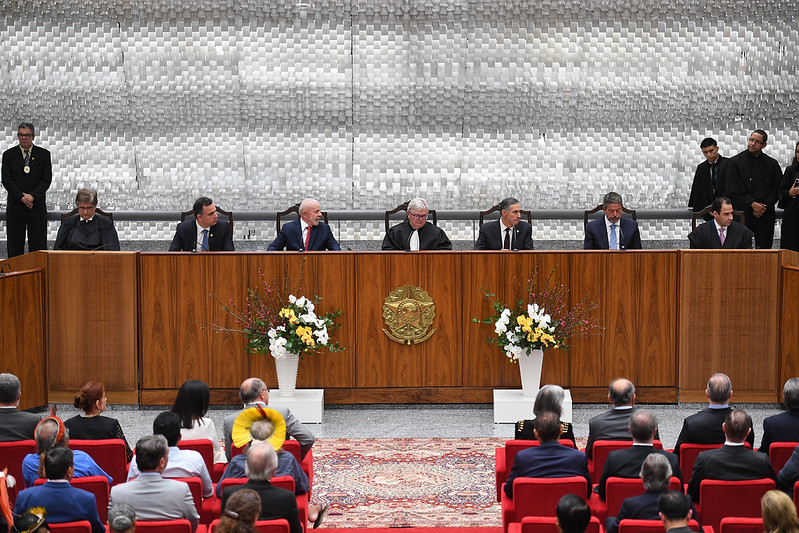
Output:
[762, 490, 799, 533]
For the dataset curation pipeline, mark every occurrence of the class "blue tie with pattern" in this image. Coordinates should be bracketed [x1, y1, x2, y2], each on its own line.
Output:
[609, 224, 618, 250]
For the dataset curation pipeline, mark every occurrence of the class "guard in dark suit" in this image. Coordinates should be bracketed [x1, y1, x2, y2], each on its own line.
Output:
[54, 188, 120, 251]
[687, 196, 754, 249]
[474, 197, 534, 250]
[586, 378, 644, 459]
[268, 198, 340, 251]
[759, 377, 799, 455]
[1, 123, 52, 258]
[0, 373, 41, 441]
[168, 196, 234, 251]
[383, 197, 451, 251]
[583, 192, 642, 250]
[688, 138, 729, 215]
[686, 409, 776, 503]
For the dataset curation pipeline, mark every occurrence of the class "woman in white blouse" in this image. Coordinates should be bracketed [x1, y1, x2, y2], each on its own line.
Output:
[171, 379, 227, 464]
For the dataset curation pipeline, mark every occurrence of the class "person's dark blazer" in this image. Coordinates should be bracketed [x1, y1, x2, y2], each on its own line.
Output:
[759, 409, 799, 455]
[606, 490, 699, 533]
[777, 445, 799, 497]
[688, 155, 729, 212]
[597, 446, 682, 501]
[54, 214, 120, 251]
[168, 219, 234, 251]
[673, 407, 755, 455]
[686, 444, 776, 503]
[222, 479, 302, 533]
[503, 441, 590, 498]
[474, 220, 534, 250]
[585, 407, 637, 459]
[267, 219, 340, 251]
[382, 220, 452, 251]
[583, 217, 642, 250]
[1, 144, 52, 212]
[14, 481, 105, 533]
[688, 220, 753, 249]
[0, 407, 41, 441]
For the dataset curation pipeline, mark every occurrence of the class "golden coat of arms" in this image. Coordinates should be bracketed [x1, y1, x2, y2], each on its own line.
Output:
[382, 284, 436, 345]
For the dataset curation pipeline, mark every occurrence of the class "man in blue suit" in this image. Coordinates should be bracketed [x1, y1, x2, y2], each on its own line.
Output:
[503, 412, 591, 498]
[760, 377, 799, 455]
[14, 448, 105, 533]
[268, 198, 340, 251]
[584, 192, 642, 250]
[168, 196, 234, 251]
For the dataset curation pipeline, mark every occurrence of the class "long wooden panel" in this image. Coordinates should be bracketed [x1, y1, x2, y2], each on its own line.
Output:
[780, 265, 799, 401]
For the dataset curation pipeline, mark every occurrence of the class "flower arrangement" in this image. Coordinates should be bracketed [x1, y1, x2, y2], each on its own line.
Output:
[475, 263, 600, 362]
[209, 267, 343, 359]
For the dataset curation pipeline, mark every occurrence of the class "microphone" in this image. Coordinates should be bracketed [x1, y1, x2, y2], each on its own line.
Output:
[0, 263, 8, 276]
[88, 243, 110, 252]
[512, 226, 519, 251]
[617, 223, 626, 251]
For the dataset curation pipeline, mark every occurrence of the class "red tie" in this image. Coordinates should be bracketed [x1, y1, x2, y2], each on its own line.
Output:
[305, 226, 311, 251]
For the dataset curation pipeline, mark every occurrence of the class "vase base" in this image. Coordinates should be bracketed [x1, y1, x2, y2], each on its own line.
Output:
[268, 388, 325, 423]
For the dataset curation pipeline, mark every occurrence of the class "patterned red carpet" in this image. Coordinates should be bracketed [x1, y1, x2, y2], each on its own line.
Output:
[312, 438, 504, 529]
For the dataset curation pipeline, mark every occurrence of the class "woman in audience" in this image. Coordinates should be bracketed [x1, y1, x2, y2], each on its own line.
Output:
[53, 188, 120, 251]
[515, 383, 575, 444]
[762, 490, 799, 533]
[108, 502, 136, 533]
[779, 141, 799, 252]
[171, 379, 227, 464]
[13, 511, 49, 533]
[64, 381, 132, 461]
[217, 488, 261, 533]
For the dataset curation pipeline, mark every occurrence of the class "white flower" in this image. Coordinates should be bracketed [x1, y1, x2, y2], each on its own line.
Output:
[300, 312, 317, 323]
[504, 344, 522, 361]
[288, 294, 297, 304]
[314, 326, 329, 345]
[295, 296, 308, 309]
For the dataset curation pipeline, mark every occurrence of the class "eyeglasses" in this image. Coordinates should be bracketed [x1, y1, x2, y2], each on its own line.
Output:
[17, 133, 32, 138]
[409, 212, 428, 220]
[748, 138, 765, 145]
[77, 206, 96, 211]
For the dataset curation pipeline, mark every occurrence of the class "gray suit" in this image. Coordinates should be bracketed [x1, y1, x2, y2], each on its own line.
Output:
[223, 402, 315, 461]
[109, 472, 199, 531]
[0, 407, 41, 441]
[585, 407, 637, 459]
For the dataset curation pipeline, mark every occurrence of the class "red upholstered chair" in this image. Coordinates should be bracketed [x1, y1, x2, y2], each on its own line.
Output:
[69, 439, 128, 486]
[208, 519, 291, 533]
[34, 475, 110, 523]
[178, 439, 225, 483]
[679, 444, 723, 486]
[134, 519, 206, 533]
[507, 515, 602, 533]
[495, 439, 575, 501]
[173, 476, 216, 525]
[281, 439, 313, 495]
[618, 519, 702, 533]
[590, 441, 664, 484]
[697, 478, 775, 533]
[501, 476, 588, 533]
[794, 481, 799, 509]
[47, 521, 92, 533]
[213, 476, 307, 526]
[600, 476, 682, 523]
[719, 517, 765, 533]
[0, 439, 35, 492]
[768, 442, 799, 473]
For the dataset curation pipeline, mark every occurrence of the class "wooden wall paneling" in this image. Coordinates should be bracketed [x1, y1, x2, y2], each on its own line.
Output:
[634, 252, 677, 388]
[598, 252, 640, 383]
[568, 253, 607, 386]
[779, 266, 799, 400]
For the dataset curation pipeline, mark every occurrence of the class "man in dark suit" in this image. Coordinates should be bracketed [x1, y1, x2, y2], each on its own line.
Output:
[583, 192, 642, 250]
[382, 197, 452, 251]
[760, 377, 799, 455]
[503, 412, 590, 498]
[688, 197, 753, 249]
[221, 441, 302, 533]
[168, 196, 234, 251]
[1, 122, 52, 258]
[597, 410, 682, 501]
[268, 198, 340, 251]
[0, 373, 41, 441]
[585, 378, 639, 459]
[674, 373, 754, 455]
[658, 491, 697, 533]
[474, 196, 534, 250]
[556, 494, 592, 533]
[688, 137, 729, 216]
[777, 444, 799, 497]
[54, 188, 120, 251]
[686, 409, 776, 503]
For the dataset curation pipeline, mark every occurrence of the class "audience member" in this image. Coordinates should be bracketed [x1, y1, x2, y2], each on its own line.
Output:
[778, 141, 799, 252]
[658, 491, 695, 533]
[217, 488, 260, 533]
[762, 490, 799, 533]
[585, 378, 642, 459]
[12, 511, 49, 533]
[382, 197, 452, 251]
[171, 379, 227, 464]
[515, 384, 575, 445]
[107, 502, 136, 533]
[54, 188, 120, 251]
[168, 196, 234, 251]
[109, 435, 199, 531]
[687, 409, 776, 503]
[776, 444, 799, 498]
[504, 412, 590, 498]
[13, 448, 104, 533]
[64, 380, 132, 462]
[760, 377, 799, 455]
[688, 137, 729, 215]
[583, 192, 642, 250]
[474, 196, 534, 250]
[687, 196, 753, 249]
[0, 372, 41, 441]
[555, 494, 591, 533]
[268, 198, 340, 251]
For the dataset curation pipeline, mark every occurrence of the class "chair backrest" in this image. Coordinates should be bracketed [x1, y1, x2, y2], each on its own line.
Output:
[271, 475, 296, 493]
[209, 518, 291, 533]
[691, 204, 746, 231]
[180, 206, 234, 233]
[384, 201, 438, 233]
[70, 439, 128, 486]
[768, 442, 799, 473]
[33, 476, 111, 523]
[172, 477, 203, 516]
[512, 476, 588, 519]
[47, 521, 93, 533]
[517, 515, 602, 533]
[0, 440, 35, 491]
[281, 439, 302, 465]
[618, 519, 702, 533]
[177, 440, 214, 482]
[503, 439, 575, 475]
[134, 519, 194, 532]
[591, 441, 663, 483]
[794, 480, 799, 510]
[679, 443, 723, 481]
[478, 204, 533, 226]
[583, 204, 637, 228]
[218, 476, 248, 496]
[275, 203, 328, 236]
[699, 478, 775, 533]
[604, 477, 682, 519]
[60, 207, 114, 223]
[719, 517, 765, 533]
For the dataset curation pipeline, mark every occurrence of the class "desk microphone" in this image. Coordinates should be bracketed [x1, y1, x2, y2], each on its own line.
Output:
[0, 263, 8, 276]
[617, 224, 626, 251]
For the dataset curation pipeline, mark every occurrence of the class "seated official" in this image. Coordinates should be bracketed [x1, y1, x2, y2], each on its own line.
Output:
[382, 197, 452, 251]
[474, 196, 534, 250]
[268, 198, 340, 251]
[54, 188, 120, 251]
[584, 191, 642, 250]
[688, 196, 753, 249]
[168, 196, 234, 251]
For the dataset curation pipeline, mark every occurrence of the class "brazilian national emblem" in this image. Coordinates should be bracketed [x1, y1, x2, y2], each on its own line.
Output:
[382, 284, 436, 345]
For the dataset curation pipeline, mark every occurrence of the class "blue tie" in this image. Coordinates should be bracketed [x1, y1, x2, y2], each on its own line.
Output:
[609, 224, 618, 250]
[201, 229, 209, 252]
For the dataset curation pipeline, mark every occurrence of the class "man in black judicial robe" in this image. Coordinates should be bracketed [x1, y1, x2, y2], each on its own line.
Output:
[382, 197, 452, 251]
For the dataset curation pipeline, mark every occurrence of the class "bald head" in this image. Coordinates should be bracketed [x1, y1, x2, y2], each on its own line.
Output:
[245, 442, 278, 481]
[239, 378, 268, 405]
[707, 373, 732, 404]
[723, 409, 752, 443]
[299, 198, 322, 227]
[609, 378, 635, 407]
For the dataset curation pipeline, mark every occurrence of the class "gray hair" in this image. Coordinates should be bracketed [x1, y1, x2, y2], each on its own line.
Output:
[640, 453, 672, 492]
[629, 410, 658, 442]
[134, 434, 168, 472]
[108, 503, 136, 532]
[239, 378, 267, 404]
[609, 378, 635, 406]
[707, 373, 732, 403]
[603, 191, 623, 207]
[18, 122, 35, 135]
[783, 378, 799, 410]
[406, 198, 428, 214]
[75, 188, 99, 206]
[245, 442, 278, 481]
[299, 198, 320, 215]
[250, 419, 275, 442]
[499, 197, 520, 212]
[533, 384, 565, 418]
[0, 373, 21, 404]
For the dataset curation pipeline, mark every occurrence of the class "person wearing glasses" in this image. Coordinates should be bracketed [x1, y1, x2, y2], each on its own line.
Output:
[382, 197, 452, 251]
[726, 129, 782, 249]
[54, 188, 120, 251]
[1, 122, 52, 258]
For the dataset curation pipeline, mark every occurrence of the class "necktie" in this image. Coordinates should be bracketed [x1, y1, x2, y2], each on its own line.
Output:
[409, 230, 420, 251]
[609, 224, 618, 250]
[710, 163, 718, 191]
[201, 229, 209, 252]
[504, 228, 511, 250]
[719, 227, 726, 246]
[304, 226, 311, 251]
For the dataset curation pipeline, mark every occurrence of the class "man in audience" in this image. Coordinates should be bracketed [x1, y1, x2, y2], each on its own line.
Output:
[21, 416, 112, 488]
[760, 377, 799, 455]
[474, 196, 534, 250]
[503, 412, 590, 498]
[0, 373, 41, 441]
[688, 137, 729, 215]
[268, 198, 340, 251]
[658, 491, 695, 533]
[597, 410, 682, 501]
[221, 442, 302, 533]
[583, 192, 642, 250]
[110, 435, 199, 531]
[223, 378, 315, 461]
[674, 373, 754, 455]
[382, 197, 452, 251]
[555, 494, 591, 533]
[726, 129, 782, 248]
[686, 409, 776, 503]
[607, 454, 697, 533]
[585, 378, 641, 459]
[126, 411, 212, 498]
[168, 196, 234, 251]
[688, 196, 754, 249]
[776, 444, 799, 498]
[107, 503, 136, 533]
[14, 448, 105, 533]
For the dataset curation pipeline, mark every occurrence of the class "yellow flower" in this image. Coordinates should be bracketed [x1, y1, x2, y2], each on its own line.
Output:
[517, 315, 534, 332]
[280, 308, 299, 324]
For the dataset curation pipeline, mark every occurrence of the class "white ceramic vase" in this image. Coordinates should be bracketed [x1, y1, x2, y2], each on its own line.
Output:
[518, 348, 544, 397]
[274, 353, 300, 397]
